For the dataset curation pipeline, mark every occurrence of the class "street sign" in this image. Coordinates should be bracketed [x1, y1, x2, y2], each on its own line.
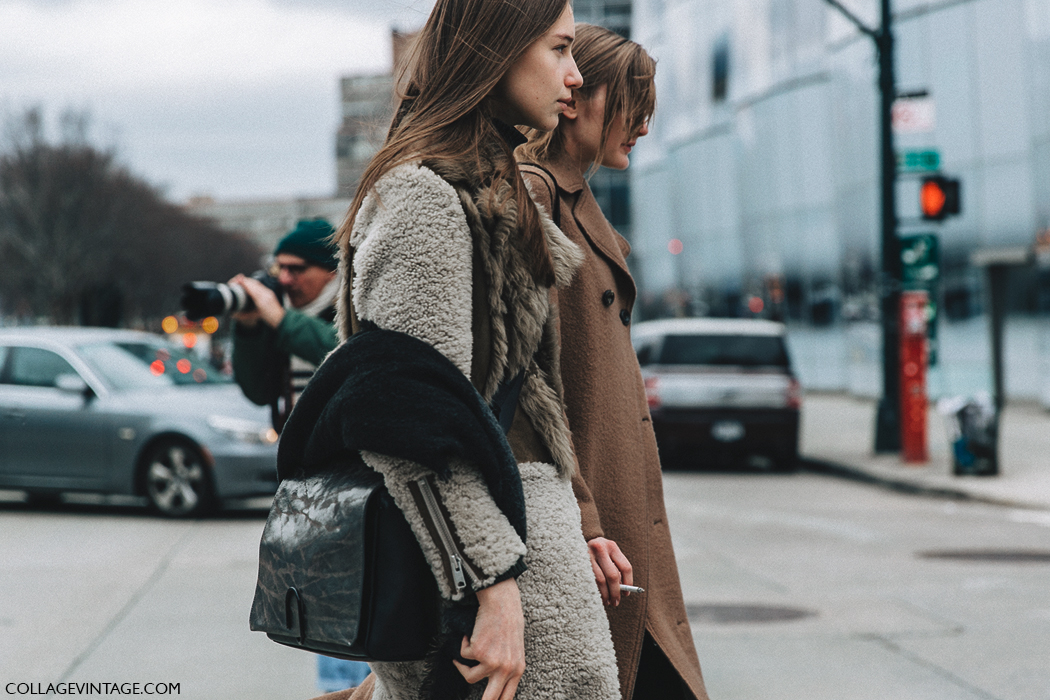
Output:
[900, 233, 940, 365]
[893, 96, 936, 134]
[897, 149, 940, 173]
[901, 233, 939, 286]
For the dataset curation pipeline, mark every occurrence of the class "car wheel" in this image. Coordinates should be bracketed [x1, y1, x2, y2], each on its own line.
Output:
[140, 438, 213, 518]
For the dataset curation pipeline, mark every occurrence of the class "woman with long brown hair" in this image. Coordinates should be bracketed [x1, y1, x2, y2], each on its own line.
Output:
[316, 2, 621, 700]
[518, 24, 711, 700]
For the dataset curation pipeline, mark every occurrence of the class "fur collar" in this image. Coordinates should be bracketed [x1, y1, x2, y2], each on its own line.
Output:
[421, 157, 583, 397]
[341, 156, 583, 476]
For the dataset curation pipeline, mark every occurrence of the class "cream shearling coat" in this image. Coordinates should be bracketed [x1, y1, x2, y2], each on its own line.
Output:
[338, 161, 621, 700]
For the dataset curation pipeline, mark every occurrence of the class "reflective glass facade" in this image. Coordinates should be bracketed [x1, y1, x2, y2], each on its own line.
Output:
[630, 0, 1050, 401]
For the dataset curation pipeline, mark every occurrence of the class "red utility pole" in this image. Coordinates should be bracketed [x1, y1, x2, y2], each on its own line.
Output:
[899, 291, 928, 463]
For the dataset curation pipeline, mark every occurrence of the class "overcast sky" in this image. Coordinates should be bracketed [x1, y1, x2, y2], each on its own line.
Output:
[0, 0, 435, 202]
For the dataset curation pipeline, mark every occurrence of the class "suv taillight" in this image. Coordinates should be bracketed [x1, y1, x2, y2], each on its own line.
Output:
[644, 376, 660, 409]
[787, 377, 801, 410]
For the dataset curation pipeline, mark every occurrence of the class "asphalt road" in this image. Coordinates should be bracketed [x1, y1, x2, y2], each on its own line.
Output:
[669, 468, 1050, 700]
[1, 468, 1048, 699]
[0, 494, 314, 698]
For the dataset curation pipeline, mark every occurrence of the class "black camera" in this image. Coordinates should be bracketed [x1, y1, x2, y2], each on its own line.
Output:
[180, 271, 284, 321]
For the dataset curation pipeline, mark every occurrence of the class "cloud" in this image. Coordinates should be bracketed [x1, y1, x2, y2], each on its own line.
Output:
[0, 0, 435, 199]
[109, 78, 347, 200]
[1, 0, 398, 94]
[268, 0, 434, 26]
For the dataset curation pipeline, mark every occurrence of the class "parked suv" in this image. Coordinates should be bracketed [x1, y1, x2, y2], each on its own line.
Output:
[632, 318, 800, 470]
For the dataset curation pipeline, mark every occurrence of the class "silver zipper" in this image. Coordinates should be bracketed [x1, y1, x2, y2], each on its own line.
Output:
[416, 476, 471, 591]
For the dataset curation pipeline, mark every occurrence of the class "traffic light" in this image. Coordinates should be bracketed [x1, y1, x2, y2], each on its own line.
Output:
[920, 175, 961, 220]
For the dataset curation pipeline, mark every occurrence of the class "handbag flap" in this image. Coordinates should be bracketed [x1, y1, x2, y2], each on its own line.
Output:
[250, 466, 381, 646]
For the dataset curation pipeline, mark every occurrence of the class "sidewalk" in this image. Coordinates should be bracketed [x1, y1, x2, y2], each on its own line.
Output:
[799, 392, 1050, 511]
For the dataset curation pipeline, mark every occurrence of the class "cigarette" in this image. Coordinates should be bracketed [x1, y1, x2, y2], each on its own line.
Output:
[619, 584, 645, 594]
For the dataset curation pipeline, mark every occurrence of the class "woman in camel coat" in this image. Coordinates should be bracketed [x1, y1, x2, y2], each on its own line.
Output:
[518, 24, 709, 700]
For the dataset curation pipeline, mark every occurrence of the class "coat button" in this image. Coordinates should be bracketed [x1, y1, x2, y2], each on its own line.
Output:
[602, 290, 615, 307]
[620, 309, 631, 326]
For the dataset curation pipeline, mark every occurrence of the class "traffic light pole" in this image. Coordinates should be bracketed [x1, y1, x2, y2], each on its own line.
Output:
[824, 0, 901, 452]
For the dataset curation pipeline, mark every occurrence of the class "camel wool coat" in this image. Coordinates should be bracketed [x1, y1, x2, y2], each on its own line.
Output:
[521, 154, 709, 700]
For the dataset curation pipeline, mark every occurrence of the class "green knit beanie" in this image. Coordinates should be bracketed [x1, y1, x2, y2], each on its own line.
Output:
[274, 219, 338, 271]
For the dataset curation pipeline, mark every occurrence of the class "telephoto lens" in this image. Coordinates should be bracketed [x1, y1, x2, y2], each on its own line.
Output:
[180, 282, 251, 321]
[180, 271, 283, 321]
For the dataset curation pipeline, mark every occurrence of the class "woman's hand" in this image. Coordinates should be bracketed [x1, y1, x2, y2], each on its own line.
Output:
[453, 578, 526, 700]
[588, 537, 633, 606]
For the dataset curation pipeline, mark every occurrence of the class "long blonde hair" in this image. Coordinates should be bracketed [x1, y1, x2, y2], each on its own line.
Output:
[519, 23, 655, 169]
[339, 0, 571, 284]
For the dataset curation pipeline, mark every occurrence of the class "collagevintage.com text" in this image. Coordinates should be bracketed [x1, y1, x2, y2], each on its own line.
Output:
[5, 682, 180, 696]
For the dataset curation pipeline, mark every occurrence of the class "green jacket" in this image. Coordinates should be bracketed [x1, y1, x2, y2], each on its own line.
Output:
[231, 307, 338, 408]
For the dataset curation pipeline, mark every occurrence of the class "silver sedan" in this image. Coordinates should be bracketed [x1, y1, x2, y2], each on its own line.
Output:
[0, 327, 279, 517]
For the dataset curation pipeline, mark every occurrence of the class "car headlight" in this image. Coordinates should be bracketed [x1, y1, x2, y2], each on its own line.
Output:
[207, 415, 279, 445]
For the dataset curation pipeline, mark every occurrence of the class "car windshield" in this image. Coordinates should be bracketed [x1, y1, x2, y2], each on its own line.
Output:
[75, 340, 232, 391]
[115, 342, 232, 386]
[658, 334, 789, 368]
[76, 342, 176, 391]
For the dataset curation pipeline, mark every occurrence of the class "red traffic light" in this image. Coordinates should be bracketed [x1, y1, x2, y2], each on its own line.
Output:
[920, 175, 961, 220]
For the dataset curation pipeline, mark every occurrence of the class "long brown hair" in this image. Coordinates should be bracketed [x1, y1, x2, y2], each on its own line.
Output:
[338, 0, 571, 284]
[518, 23, 655, 169]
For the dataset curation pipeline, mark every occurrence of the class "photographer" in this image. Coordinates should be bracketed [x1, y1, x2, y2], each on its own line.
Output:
[230, 218, 340, 432]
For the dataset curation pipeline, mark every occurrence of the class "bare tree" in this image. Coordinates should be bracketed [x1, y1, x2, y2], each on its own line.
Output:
[0, 108, 263, 326]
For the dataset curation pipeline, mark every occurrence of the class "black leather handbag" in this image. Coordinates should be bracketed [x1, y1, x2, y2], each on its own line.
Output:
[249, 463, 440, 661]
[249, 351, 525, 662]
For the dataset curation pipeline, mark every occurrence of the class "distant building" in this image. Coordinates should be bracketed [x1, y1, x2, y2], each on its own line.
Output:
[335, 29, 416, 198]
[336, 74, 395, 198]
[630, 0, 1050, 402]
[575, 0, 631, 38]
[185, 195, 351, 255]
[568, 0, 637, 258]
[632, 0, 1050, 321]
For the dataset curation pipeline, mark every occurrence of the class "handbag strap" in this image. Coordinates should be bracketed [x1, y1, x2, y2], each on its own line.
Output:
[518, 162, 561, 226]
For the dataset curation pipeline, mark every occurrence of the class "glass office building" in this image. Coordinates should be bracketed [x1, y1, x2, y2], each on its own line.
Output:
[571, 0, 637, 246]
[629, 0, 1050, 401]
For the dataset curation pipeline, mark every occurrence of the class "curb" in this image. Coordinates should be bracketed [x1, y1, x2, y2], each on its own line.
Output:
[800, 458, 1050, 511]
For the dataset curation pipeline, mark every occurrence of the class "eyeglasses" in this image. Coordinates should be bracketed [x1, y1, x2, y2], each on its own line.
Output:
[273, 262, 311, 277]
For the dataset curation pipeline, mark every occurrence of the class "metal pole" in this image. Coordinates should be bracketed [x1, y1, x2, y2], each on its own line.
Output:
[873, 0, 902, 453]
[987, 265, 1007, 414]
[980, 264, 1007, 475]
[969, 246, 1031, 475]
[822, 0, 901, 452]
